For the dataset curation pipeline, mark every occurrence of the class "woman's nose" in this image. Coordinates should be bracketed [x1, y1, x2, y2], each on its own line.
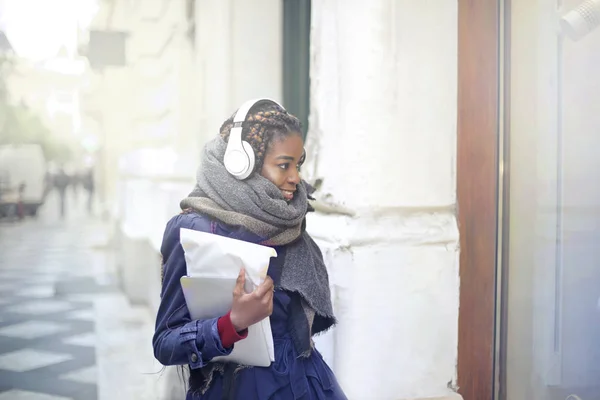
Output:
[288, 168, 300, 184]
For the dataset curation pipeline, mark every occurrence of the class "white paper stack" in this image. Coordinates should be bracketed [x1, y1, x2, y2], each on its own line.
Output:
[179, 228, 277, 367]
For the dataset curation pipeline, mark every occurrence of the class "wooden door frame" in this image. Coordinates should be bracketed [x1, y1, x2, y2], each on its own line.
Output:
[456, 0, 503, 399]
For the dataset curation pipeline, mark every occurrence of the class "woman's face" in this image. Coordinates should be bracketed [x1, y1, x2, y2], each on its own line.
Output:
[260, 133, 304, 201]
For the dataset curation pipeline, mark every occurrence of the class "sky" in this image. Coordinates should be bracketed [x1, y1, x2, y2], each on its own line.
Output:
[0, 0, 98, 61]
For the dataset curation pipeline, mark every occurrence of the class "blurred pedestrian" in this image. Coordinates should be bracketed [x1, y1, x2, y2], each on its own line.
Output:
[81, 168, 95, 215]
[53, 167, 70, 219]
[16, 182, 25, 219]
[71, 171, 80, 201]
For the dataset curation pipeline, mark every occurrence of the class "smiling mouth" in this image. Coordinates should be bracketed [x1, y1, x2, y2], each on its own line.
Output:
[281, 189, 295, 201]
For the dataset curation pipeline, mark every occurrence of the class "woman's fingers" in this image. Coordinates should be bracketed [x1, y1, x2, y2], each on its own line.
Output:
[233, 269, 246, 297]
[254, 276, 274, 297]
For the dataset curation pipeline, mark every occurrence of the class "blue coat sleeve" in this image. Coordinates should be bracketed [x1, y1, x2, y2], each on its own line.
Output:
[152, 213, 233, 369]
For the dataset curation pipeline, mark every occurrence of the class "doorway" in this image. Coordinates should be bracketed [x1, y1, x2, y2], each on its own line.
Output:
[502, 0, 600, 398]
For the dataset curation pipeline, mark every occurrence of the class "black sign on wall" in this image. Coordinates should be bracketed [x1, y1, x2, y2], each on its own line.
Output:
[0, 31, 14, 54]
[84, 30, 128, 71]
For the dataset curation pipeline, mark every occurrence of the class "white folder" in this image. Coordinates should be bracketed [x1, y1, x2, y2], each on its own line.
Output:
[178, 228, 277, 367]
[180, 276, 274, 367]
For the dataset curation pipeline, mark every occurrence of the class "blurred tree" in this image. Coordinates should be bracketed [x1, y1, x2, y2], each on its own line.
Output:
[0, 54, 73, 162]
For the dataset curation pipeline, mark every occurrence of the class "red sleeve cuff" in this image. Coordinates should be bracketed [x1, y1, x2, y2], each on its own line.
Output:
[217, 311, 248, 349]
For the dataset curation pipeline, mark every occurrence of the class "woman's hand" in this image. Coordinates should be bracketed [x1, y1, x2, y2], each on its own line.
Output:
[229, 269, 274, 332]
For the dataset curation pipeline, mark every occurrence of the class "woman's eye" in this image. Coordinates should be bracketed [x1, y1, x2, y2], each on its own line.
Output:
[278, 163, 289, 170]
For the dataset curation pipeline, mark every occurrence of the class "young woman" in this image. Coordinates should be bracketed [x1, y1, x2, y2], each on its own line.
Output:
[153, 99, 347, 400]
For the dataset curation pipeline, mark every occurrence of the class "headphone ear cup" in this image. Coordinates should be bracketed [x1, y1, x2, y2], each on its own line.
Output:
[224, 140, 255, 180]
[241, 141, 256, 176]
[224, 98, 284, 179]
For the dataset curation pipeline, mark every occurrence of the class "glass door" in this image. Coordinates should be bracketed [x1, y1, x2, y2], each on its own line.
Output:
[503, 0, 600, 399]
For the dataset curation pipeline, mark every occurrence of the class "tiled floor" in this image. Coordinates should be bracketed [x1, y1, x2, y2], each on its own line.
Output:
[59, 366, 97, 385]
[62, 333, 97, 348]
[0, 191, 115, 400]
[0, 390, 73, 400]
[0, 349, 74, 372]
[0, 321, 71, 339]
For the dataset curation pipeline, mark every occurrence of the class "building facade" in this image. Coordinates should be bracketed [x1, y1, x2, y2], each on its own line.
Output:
[86, 1, 600, 399]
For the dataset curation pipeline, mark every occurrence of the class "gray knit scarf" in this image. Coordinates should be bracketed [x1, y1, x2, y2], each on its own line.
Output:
[180, 137, 335, 394]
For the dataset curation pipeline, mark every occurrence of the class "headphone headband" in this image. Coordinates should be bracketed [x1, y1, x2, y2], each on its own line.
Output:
[233, 98, 285, 122]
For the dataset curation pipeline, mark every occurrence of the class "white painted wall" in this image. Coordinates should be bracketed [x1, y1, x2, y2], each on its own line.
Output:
[84, 0, 198, 218]
[195, 0, 283, 147]
[306, 1, 460, 399]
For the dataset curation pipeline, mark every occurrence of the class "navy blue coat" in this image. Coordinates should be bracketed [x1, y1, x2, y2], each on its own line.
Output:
[152, 212, 347, 399]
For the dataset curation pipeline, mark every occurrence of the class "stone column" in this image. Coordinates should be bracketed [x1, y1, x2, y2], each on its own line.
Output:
[307, 1, 461, 398]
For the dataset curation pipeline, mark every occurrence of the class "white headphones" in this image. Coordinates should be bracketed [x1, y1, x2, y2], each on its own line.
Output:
[224, 98, 285, 180]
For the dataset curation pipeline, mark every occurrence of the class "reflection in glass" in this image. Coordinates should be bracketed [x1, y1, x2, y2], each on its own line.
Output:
[505, 0, 600, 399]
